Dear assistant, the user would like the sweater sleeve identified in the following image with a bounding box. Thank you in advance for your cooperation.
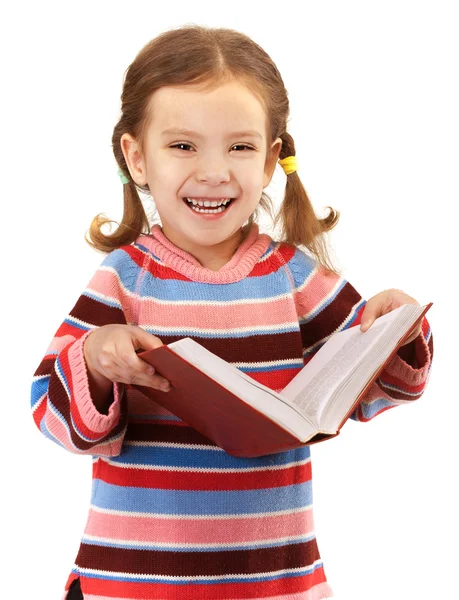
[286,247,434,423]
[30,246,141,456]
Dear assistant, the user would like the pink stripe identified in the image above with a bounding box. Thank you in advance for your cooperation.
[45,333,76,355]
[81,582,334,600]
[135,294,299,328]
[89,269,139,324]
[45,409,117,455]
[228,583,334,600]
[85,507,314,544]
[296,270,342,316]
[45,409,75,449]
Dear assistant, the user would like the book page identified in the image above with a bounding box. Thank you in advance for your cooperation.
[284,323,385,425]
[281,303,426,431]
[320,303,426,430]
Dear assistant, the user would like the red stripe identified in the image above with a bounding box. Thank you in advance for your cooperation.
[33,398,47,428]
[249,365,304,392]
[138,240,295,282]
[95,458,312,491]
[52,320,89,340]
[81,566,326,599]
[64,571,80,591]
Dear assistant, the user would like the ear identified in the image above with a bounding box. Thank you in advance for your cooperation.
[120,133,148,186]
[263,137,283,188]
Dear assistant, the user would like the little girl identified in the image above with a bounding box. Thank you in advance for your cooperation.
[31,25,434,600]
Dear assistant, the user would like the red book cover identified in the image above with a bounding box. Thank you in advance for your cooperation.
[133,303,432,458]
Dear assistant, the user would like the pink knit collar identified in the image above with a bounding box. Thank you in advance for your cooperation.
[137,223,272,284]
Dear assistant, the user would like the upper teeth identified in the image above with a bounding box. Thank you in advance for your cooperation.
[185,198,231,207]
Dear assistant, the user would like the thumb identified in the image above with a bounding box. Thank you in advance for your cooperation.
[131,326,165,351]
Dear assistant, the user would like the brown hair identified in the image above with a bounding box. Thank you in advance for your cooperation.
[86,24,341,274]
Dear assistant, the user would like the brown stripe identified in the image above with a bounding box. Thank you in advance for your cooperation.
[300,281,362,348]
[69,294,127,327]
[34,356,56,377]
[156,329,304,365]
[76,539,320,577]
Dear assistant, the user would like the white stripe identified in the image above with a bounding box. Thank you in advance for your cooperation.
[377,381,422,398]
[235,357,303,369]
[89,504,313,519]
[141,321,300,336]
[138,292,293,307]
[81,531,316,550]
[122,440,224,451]
[76,557,324,582]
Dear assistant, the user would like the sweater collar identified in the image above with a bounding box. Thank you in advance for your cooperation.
[137,223,272,284]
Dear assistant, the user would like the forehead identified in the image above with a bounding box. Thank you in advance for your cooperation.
[147,80,267,135]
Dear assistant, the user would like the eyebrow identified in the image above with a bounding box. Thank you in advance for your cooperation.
[161,127,263,140]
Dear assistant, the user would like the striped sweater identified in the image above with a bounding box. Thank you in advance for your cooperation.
[31,222,433,600]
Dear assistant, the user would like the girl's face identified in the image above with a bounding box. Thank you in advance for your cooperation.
[121,79,282,267]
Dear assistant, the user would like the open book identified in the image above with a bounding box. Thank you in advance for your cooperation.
[133,302,432,457]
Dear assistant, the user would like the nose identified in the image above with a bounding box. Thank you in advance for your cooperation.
[195,154,231,185]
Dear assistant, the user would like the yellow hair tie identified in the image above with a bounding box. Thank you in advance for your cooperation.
[278,155,298,175]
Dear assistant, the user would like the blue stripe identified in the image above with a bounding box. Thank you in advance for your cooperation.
[100,249,140,293]
[359,397,395,419]
[82,532,316,552]
[91,479,312,515]
[111,444,310,469]
[31,376,50,409]
[138,267,292,302]
[285,249,316,287]
[75,559,323,584]
[144,324,302,340]
[39,415,67,449]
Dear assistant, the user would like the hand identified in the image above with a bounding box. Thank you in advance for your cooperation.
[360,288,422,346]
[83,324,171,391]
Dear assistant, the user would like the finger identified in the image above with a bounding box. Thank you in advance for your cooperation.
[361,291,396,332]
[360,305,380,332]
[113,339,155,377]
[130,326,164,352]
[108,358,170,390]
[112,345,170,390]
[132,373,171,391]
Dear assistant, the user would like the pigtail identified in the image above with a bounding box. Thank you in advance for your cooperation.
[273,132,341,276]
[85,130,152,254]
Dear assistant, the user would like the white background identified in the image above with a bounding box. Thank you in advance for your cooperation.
[2,1,457,599]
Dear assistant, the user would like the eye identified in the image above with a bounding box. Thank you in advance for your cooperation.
[170,143,194,151]
[169,143,254,152]
[231,144,254,151]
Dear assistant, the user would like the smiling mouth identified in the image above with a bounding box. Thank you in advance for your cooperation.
[182,198,235,213]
